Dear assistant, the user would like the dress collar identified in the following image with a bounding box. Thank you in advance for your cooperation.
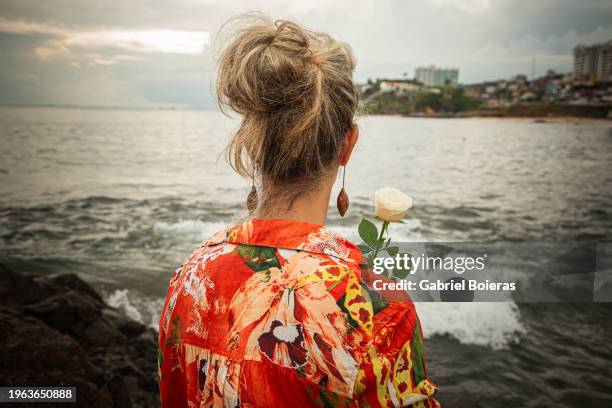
[205,218,363,265]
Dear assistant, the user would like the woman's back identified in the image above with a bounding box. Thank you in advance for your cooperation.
[158,218,438,407]
[159,13,437,407]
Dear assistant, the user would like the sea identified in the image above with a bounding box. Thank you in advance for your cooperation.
[1,106,611,407]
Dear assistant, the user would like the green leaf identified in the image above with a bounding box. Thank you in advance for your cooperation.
[236,244,281,272]
[392,266,410,279]
[357,244,371,254]
[391,251,412,279]
[411,319,426,384]
[358,218,379,247]
[386,246,399,257]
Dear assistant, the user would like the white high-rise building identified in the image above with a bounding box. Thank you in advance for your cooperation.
[574,40,612,81]
[415,66,459,87]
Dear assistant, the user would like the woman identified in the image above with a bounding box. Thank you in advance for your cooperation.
[158,14,439,407]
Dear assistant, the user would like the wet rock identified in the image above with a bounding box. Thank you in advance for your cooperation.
[116,316,148,339]
[0,265,159,407]
[25,290,102,336]
[82,317,125,347]
[44,272,105,303]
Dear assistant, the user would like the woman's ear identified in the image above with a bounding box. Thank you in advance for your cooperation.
[339,124,359,166]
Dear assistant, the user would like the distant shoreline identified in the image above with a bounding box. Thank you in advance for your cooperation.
[2,103,611,122]
[0,103,212,111]
[396,114,612,123]
[399,103,612,121]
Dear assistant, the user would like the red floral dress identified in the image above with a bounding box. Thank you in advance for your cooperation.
[158,218,439,407]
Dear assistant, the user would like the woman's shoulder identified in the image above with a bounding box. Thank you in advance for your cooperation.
[200,218,363,265]
[193,219,414,310]
[179,218,420,328]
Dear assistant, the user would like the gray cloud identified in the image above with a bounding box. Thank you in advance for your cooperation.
[1,0,611,107]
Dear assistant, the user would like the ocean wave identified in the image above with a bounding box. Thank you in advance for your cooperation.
[105,287,524,352]
[106,289,164,330]
[415,301,525,350]
[153,219,227,242]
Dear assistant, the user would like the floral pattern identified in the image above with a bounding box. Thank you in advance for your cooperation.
[159,218,439,407]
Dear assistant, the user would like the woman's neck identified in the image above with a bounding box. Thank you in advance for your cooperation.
[255,179,335,225]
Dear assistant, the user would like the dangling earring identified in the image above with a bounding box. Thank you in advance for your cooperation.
[337,166,349,217]
[246,174,258,214]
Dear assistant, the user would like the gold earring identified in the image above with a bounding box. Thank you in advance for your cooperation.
[246,175,258,213]
[337,166,349,217]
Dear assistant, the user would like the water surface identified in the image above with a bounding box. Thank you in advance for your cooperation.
[1,107,611,406]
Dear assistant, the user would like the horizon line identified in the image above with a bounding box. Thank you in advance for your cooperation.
[0,102,216,111]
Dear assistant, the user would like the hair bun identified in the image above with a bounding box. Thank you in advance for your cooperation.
[217,17,323,115]
[217,14,359,197]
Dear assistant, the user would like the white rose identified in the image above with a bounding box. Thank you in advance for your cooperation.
[374,187,413,222]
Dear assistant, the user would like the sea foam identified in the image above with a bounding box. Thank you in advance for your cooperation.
[106,289,164,331]
[415,301,525,350]
[106,290,525,350]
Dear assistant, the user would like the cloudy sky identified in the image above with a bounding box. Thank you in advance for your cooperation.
[1,0,611,108]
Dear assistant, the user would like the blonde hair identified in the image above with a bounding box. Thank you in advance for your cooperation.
[216,14,359,211]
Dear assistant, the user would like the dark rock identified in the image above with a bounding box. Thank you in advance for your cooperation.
[0,265,159,407]
[25,290,102,336]
[0,264,56,306]
[116,316,148,338]
[0,308,109,405]
[43,272,105,303]
[81,317,125,347]
[108,374,133,407]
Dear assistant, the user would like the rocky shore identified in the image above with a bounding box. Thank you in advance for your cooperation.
[0,264,159,407]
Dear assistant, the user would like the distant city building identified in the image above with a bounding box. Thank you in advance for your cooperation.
[379,81,420,93]
[415,66,459,87]
[462,67,612,107]
[574,39,612,81]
